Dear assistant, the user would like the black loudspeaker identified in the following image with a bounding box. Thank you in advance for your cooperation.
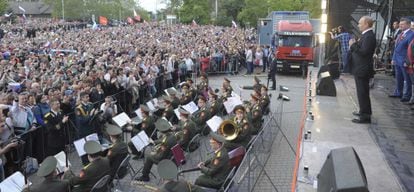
[316,66,337,97]
[317,147,369,192]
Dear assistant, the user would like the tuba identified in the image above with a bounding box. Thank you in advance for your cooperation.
[219,120,239,141]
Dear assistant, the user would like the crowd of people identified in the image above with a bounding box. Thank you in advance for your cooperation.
[0,17,276,191]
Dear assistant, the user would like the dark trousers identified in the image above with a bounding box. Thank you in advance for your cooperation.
[355,76,372,117]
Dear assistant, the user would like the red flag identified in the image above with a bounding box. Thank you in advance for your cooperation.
[99,16,108,26]
[127,17,135,25]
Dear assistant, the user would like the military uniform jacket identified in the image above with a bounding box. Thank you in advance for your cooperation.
[107,141,128,177]
[64,157,111,192]
[193,106,210,128]
[200,147,231,182]
[24,178,70,192]
[160,180,205,192]
[260,94,270,111]
[180,92,193,105]
[139,115,156,137]
[209,100,220,116]
[150,132,177,163]
[171,97,180,109]
[75,103,94,137]
[163,106,175,121]
[197,81,208,93]
[177,119,197,150]
[230,116,252,147]
[248,103,263,134]
[44,111,66,148]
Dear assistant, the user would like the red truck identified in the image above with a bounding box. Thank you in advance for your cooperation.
[275,20,314,77]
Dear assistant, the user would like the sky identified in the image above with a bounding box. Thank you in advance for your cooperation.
[138,0,167,13]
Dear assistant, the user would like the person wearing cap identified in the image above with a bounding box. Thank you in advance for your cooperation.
[128,105,156,158]
[105,124,128,179]
[241,76,264,92]
[197,73,209,96]
[162,95,177,124]
[192,95,210,134]
[180,83,193,105]
[260,86,270,113]
[157,159,205,192]
[136,118,177,182]
[23,156,70,192]
[175,108,197,151]
[224,105,252,151]
[75,91,96,138]
[246,94,263,135]
[208,89,221,117]
[195,132,231,189]
[64,141,111,192]
[44,98,69,156]
[185,78,197,99]
[167,88,181,109]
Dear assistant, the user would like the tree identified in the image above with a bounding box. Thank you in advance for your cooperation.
[0,0,8,15]
[216,0,245,26]
[237,0,269,27]
[179,0,211,24]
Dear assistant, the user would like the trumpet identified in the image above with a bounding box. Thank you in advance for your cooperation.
[219,120,239,141]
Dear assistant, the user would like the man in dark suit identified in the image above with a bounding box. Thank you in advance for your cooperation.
[349,16,377,124]
[23,156,70,192]
[390,18,414,101]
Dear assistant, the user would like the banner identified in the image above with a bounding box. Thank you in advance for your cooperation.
[127,17,135,25]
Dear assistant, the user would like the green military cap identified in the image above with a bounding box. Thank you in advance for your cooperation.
[181,83,190,89]
[37,156,57,177]
[233,105,246,113]
[254,76,261,83]
[210,132,226,143]
[155,118,172,132]
[167,88,177,95]
[178,108,190,115]
[163,95,172,103]
[224,77,231,83]
[157,159,178,180]
[105,123,122,135]
[140,104,150,112]
[84,141,102,155]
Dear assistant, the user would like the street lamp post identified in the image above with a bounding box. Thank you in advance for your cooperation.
[61,0,65,20]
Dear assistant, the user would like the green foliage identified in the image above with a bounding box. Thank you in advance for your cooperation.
[0,0,8,15]
[179,0,211,25]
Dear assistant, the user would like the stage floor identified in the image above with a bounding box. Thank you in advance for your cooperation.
[297,69,412,192]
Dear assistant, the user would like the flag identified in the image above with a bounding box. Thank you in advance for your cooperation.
[134,15,141,22]
[133,9,138,17]
[99,16,108,26]
[19,6,26,13]
[192,20,197,27]
[127,17,135,25]
[232,20,237,28]
[4,12,12,17]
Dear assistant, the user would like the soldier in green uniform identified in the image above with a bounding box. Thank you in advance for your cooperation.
[157,159,205,192]
[222,77,233,98]
[246,94,263,135]
[64,141,111,192]
[105,124,128,179]
[75,92,97,138]
[223,105,252,151]
[135,118,177,182]
[167,88,181,109]
[197,73,209,96]
[23,156,70,192]
[195,132,231,189]
[162,95,177,124]
[180,83,193,105]
[44,98,69,156]
[208,90,221,117]
[192,95,210,135]
[260,86,271,114]
[186,78,198,99]
[241,76,265,92]
[175,108,197,151]
[129,105,156,157]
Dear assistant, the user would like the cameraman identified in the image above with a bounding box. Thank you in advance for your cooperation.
[329,26,352,73]
[0,113,19,181]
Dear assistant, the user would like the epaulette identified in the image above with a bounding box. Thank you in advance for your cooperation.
[216,151,221,157]
[44,112,51,119]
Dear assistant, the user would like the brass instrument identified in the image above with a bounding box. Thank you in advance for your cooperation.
[219,120,239,141]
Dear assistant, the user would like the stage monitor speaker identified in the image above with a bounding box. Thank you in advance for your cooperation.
[317,147,369,192]
[316,69,336,97]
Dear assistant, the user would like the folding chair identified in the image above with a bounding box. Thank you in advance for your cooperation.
[90,175,111,192]
[112,155,132,190]
[185,133,203,163]
[171,144,186,169]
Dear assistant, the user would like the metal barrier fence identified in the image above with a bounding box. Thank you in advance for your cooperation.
[204,55,241,75]
[224,98,298,192]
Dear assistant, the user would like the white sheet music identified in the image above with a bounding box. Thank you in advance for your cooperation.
[112,112,131,127]
[85,133,99,142]
[0,172,31,192]
[231,91,240,99]
[223,97,243,114]
[174,108,182,120]
[134,108,143,119]
[73,138,86,156]
[182,101,199,114]
[207,116,223,132]
[131,131,150,151]
[54,151,71,174]
[152,98,159,108]
[146,101,156,111]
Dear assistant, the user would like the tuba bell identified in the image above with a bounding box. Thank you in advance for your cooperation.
[219,120,239,141]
